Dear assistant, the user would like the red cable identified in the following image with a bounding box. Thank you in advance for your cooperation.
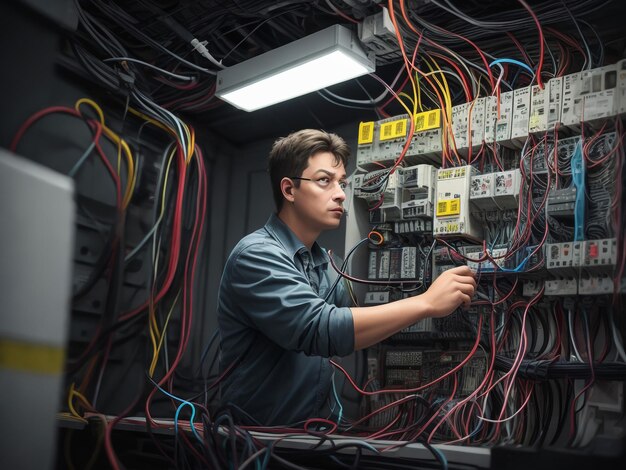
[517,0,545,89]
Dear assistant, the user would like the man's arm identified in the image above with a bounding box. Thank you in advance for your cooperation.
[350,266,476,350]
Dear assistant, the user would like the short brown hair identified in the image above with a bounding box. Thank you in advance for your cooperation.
[268,129,350,210]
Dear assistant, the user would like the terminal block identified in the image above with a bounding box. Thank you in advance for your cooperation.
[546,187,577,218]
[394,218,432,234]
[529,84,547,134]
[581,64,618,125]
[545,241,582,274]
[399,164,436,221]
[581,238,617,271]
[484,91,514,145]
[547,76,563,130]
[433,166,482,239]
[367,247,420,281]
[462,245,513,273]
[522,279,544,297]
[451,103,470,153]
[469,97,486,148]
[470,173,495,210]
[493,169,521,209]
[511,86,531,141]
[356,115,409,167]
[561,72,584,129]
[544,277,578,296]
[406,109,443,164]
[578,275,615,295]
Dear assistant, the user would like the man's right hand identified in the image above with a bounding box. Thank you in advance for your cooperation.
[419,265,476,317]
[352,265,477,350]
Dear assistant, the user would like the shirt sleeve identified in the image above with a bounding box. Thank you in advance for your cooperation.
[227,242,355,357]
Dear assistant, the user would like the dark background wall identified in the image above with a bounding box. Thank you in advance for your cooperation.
[0,1,360,401]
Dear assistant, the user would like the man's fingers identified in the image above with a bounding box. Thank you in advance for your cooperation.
[457,282,476,296]
[449,265,474,276]
[460,293,472,309]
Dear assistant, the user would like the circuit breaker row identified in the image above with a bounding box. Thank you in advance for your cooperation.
[522,238,622,297]
[356,60,626,168]
[352,162,521,239]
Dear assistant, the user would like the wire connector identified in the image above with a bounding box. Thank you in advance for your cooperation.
[191,38,224,69]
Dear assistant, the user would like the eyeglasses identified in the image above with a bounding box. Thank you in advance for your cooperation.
[289,176,348,191]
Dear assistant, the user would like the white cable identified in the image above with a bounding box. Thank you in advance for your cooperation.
[103,57,194,80]
[568,309,584,362]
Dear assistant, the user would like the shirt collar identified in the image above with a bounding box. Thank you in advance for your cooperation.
[264,213,329,267]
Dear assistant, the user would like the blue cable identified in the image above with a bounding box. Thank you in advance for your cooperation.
[174,401,203,443]
[571,140,585,241]
[262,447,271,470]
[331,371,344,426]
[150,378,203,443]
[429,445,449,470]
[489,58,535,77]
[68,141,96,177]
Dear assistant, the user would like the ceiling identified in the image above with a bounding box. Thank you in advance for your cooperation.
[66,0,626,146]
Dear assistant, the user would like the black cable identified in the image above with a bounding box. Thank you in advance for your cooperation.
[324,237,369,302]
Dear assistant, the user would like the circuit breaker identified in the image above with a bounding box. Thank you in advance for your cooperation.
[433,165,482,239]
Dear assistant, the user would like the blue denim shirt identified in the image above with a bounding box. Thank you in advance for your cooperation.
[217,214,355,425]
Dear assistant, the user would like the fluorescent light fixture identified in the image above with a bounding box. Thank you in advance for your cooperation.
[216,24,375,112]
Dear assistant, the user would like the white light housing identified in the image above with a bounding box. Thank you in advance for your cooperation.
[216,25,375,112]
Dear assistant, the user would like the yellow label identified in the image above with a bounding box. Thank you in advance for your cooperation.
[438,221,460,233]
[529,115,540,129]
[358,121,374,144]
[436,198,461,216]
[447,223,460,233]
[414,109,441,132]
[0,338,64,375]
[449,198,460,214]
[437,200,448,216]
[438,167,467,180]
[379,118,407,141]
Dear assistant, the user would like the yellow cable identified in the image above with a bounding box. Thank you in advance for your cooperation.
[415,71,424,113]
[423,56,454,162]
[75,98,105,124]
[127,106,195,165]
[100,125,135,208]
[149,290,181,377]
[67,383,88,424]
[128,107,171,134]
[147,248,161,375]
[147,149,176,376]
[73,391,93,410]
[186,126,196,165]
[74,98,136,209]
[397,92,415,109]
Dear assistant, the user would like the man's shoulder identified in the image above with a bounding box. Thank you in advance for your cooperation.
[228,227,285,262]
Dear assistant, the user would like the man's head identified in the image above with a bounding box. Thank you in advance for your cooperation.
[268,129,350,211]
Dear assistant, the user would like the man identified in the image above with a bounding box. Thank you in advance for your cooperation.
[217,129,476,425]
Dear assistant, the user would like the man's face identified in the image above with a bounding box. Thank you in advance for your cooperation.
[292,151,347,232]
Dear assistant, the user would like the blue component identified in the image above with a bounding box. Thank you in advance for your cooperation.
[489,58,535,77]
[571,141,585,241]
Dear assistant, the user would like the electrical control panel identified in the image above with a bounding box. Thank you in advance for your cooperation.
[347,59,625,460]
